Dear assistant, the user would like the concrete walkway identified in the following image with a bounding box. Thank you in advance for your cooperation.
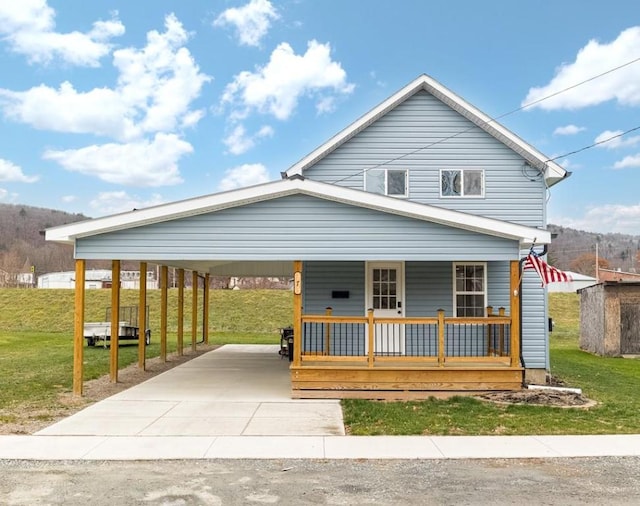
[1,345,640,460]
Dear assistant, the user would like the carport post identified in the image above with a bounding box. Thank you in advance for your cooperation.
[160,265,168,362]
[138,261,147,370]
[192,271,198,351]
[203,273,210,344]
[177,268,185,356]
[73,259,86,396]
[293,260,302,367]
[110,260,121,383]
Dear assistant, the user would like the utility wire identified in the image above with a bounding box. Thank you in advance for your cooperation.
[328,56,640,185]
[546,125,640,162]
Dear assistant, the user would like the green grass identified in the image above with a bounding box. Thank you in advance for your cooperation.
[0,288,292,421]
[343,292,640,435]
[2,289,639,435]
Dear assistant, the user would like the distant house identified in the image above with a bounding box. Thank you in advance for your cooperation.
[547,271,597,293]
[598,268,640,283]
[47,74,569,396]
[38,269,158,289]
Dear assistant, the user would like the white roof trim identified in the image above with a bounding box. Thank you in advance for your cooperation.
[46,178,550,247]
[284,74,568,186]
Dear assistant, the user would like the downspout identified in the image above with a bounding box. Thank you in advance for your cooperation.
[519,243,548,385]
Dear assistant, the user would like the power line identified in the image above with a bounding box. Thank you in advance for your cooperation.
[328,56,640,185]
[546,125,640,162]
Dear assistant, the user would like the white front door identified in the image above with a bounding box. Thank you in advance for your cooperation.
[367,262,405,355]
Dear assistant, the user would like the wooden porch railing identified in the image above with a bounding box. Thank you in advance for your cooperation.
[298,307,515,368]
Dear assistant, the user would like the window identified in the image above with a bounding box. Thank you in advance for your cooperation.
[453,263,486,317]
[441,169,484,197]
[365,168,408,197]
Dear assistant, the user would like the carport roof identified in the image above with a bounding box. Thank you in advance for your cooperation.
[46,177,550,247]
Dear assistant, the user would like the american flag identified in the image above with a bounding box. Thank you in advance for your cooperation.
[524,253,573,287]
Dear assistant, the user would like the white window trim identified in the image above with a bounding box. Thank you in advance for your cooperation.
[365,168,409,198]
[440,168,485,198]
[452,262,487,317]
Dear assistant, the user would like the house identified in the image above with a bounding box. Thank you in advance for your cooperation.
[547,271,597,293]
[597,268,640,283]
[46,74,568,397]
[37,269,158,289]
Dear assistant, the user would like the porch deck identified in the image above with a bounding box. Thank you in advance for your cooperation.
[291,307,523,398]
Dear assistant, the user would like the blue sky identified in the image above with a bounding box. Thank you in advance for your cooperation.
[1,1,639,235]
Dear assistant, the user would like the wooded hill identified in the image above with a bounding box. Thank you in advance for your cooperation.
[1,203,638,281]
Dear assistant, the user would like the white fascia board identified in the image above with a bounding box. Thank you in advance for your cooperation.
[46,177,550,247]
[284,74,567,186]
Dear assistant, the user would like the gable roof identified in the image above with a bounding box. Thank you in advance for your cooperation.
[46,177,550,247]
[284,74,568,186]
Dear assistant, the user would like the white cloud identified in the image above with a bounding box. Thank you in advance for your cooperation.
[61,195,76,203]
[594,130,640,150]
[42,133,191,187]
[223,124,274,155]
[0,188,7,200]
[553,124,585,136]
[221,40,354,120]
[613,154,640,169]
[0,14,210,142]
[89,191,165,216]
[0,83,134,139]
[214,0,279,47]
[523,27,640,110]
[218,163,271,191]
[554,204,640,235]
[0,158,38,182]
[0,0,124,66]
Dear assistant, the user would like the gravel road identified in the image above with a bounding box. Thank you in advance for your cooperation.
[2,457,640,505]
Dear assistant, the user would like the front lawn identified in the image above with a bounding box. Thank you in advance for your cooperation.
[343,293,640,435]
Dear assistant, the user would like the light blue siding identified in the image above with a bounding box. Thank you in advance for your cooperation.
[300,260,539,364]
[304,90,547,228]
[75,194,520,262]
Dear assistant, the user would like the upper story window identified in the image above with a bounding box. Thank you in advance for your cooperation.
[441,169,484,197]
[365,168,408,197]
[453,263,486,317]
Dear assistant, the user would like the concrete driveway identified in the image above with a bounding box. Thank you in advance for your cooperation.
[37,345,345,437]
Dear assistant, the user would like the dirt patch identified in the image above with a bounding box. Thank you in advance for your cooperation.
[478,388,596,408]
[0,344,220,435]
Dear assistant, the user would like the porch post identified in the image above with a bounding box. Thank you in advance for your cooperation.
[510,260,521,367]
[437,309,445,367]
[324,307,332,355]
[367,308,374,368]
[293,260,302,367]
[138,261,147,370]
[73,259,85,396]
[192,271,198,351]
[110,260,121,383]
[160,265,168,362]
[177,268,184,356]
[203,273,210,345]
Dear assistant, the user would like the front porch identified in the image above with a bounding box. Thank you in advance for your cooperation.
[290,261,523,397]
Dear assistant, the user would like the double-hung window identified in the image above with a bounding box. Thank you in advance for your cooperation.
[441,169,484,197]
[365,168,408,197]
[453,263,486,317]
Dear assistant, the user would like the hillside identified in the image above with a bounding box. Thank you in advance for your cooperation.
[548,224,640,273]
[0,204,89,282]
[1,204,639,281]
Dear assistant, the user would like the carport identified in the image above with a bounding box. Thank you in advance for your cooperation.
[46,179,311,397]
[37,345,344,437]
